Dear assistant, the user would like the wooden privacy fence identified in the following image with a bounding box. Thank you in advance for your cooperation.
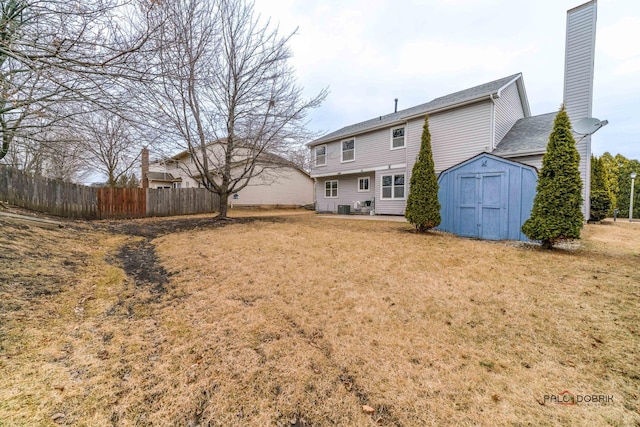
[147,188,220,217]
[1,166,220,219]
[97,187,146,219]
[0,165,98,218]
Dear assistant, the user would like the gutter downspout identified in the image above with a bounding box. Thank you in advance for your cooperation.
[313,178,317,212]
[489,94,498,151]
[405,120,410,208]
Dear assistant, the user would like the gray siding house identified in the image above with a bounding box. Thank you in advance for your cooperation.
[308,0,597,223]
[309,74,530,215]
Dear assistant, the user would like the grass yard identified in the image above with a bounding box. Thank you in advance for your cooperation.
[0,210,639,426]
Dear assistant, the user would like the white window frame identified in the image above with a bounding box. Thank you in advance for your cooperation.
[315,144,327,167]
[357,176,370,193]
[324,180,338,198]
[380,173,405,200]
[390,126,406,150]
[341,138,355,163]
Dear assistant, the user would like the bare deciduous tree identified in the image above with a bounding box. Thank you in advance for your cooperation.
[77,112,143,187]
[140,0,326,217]
[0,0,154,164]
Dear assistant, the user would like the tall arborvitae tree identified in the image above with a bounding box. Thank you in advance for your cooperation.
[600,152,619,213]
[589,155,612,221]
[522,106,583,248]
[405,115,441,232]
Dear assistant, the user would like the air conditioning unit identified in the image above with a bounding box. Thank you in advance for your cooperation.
[337,205,351,215]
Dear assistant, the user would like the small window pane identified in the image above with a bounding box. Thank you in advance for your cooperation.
[392,127,405,148]
[394,186,404,198]
[316,146,326,165]
[382,187,392,198]
[325,180,338,198]
[342,139,355,161]
[382,176,392,187]
[394,175,404,186]
[359,178,369,191]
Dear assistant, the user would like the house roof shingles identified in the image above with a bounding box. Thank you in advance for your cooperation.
[310,73,523,146]
[146,171,176,182]
[493,112,556,156]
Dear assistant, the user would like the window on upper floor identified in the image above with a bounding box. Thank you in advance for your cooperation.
[381,174,405,199]
[325,180,338,198]
[391,126,405,149]
[358,177,370,192]
[315,145,327,167]
[341,138,355,162]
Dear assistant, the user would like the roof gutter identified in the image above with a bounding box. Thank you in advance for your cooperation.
[497,149,546,157]
[496,74,521,98]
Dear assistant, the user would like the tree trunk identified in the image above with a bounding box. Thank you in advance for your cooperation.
[218,191,229,218]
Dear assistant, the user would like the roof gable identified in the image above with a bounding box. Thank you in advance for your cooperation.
[310,73,527,146]
[438,152,539,176]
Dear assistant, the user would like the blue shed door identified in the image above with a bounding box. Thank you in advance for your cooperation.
[455,173,507,240]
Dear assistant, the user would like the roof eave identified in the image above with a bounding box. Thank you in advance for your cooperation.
[496,149,546,157]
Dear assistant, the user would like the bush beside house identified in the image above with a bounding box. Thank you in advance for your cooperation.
[522,106,583,248]
[405,115,441,232]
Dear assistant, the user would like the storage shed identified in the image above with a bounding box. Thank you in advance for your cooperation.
[437,153,538,241]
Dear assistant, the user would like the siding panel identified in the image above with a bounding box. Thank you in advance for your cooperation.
[406,100,493,177]
[314,174,375,213]
[311,127,407,176]
[493,82,525,148]
[504,154,543,171]
[563,0,596,219]
[232,168,313,206]
[375,168,407,215]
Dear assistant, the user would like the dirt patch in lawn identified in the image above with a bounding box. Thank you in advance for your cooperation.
[112,239,170,298]
[101,214,286,300]
[96,214,285,238]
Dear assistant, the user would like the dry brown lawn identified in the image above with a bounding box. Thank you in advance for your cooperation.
[0,210,638,426]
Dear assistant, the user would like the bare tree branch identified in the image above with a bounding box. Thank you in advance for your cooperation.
[138,0,326,217]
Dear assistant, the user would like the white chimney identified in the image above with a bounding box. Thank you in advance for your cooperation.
[563,0,597,220]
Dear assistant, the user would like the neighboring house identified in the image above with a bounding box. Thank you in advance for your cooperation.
[143,144,314,208]
[308,1,597,232]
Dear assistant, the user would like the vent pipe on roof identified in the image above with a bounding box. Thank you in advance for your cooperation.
[394,98,398,113]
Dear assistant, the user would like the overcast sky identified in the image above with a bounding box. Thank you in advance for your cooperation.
[253,0,640,160]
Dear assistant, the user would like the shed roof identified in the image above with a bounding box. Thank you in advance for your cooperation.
[309,73,527,146]
[438,151,539,175]
[493,112,556,156]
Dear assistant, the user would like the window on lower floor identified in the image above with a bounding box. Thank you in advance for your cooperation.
[325,180,338,198]
[381,174,405,199]
[358,177,370,192]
